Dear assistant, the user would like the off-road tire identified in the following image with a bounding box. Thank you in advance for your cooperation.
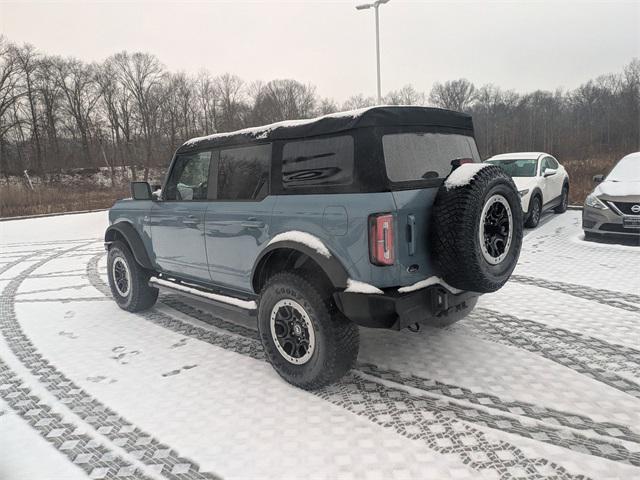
[554,184,569,213]
[525,195,542,228]
[258,272,359,390]
[421,297,478,328]
[107,240,158,312]
[432,164,523,293]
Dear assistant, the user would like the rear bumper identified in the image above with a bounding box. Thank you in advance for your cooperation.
[334,286,480,330]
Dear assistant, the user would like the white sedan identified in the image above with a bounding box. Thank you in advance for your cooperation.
[486,152,570,228]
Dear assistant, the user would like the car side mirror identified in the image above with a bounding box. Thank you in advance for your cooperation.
[593,174,604,184]
[131,181,152,200]
[543,168,557,177]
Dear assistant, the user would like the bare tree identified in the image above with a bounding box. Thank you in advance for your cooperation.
[14,43,43,171]
[429,78,476,112]
[341,93,376,110]
[0,37,25,176]
[111,51,165,180]
[54,57,101,165]
[251,79,316,124]
[384,84,425,105]
[196,70,217,135]
[214,73,246,132]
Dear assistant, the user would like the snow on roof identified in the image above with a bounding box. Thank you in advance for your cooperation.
[183,106,377,148]
[486,152,547,161]
[179,105,473,151]
[444,163,491,190]
[620,151,640,161]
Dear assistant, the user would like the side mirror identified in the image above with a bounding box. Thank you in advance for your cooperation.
[130,181,152,200]
[543,168,557,177]
[593,174,604,184]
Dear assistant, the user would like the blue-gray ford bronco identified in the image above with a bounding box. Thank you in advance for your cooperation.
[105,106,523,389]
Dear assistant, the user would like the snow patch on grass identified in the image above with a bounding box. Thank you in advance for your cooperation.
[444,163,490,190]
[267,231,331,258]
[345,279,383,294]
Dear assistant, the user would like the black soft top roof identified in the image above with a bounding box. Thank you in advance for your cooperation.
[177,105,473,153]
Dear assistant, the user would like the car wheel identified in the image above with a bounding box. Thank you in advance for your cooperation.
[554,184,569,213]
[107,240,158,312]
[258,272,359,390]
[432,164,524,293]
[525,195,541,228]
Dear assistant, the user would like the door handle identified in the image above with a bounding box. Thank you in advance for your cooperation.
[241,217,265,228]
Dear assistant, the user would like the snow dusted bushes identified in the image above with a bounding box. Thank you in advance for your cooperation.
[0,184,129,217]
[0,166,165,217]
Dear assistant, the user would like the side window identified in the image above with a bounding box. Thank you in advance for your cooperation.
[282,136,354,189]
[218,144,271,200]
[164,151,212,201]
[541,157,557,173]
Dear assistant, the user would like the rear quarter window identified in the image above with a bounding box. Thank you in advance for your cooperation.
[281,135,354,189]
[383,132,480,182]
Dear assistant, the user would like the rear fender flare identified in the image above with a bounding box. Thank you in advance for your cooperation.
[251,239,350,293]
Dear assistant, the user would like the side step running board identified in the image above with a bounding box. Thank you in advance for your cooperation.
[149,276,257,316]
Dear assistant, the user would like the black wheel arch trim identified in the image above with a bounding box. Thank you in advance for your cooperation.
[105,222,154,270]
[251,240,349,293]
[529,188,543,213]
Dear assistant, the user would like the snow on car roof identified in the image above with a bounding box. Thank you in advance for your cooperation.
[486,152,547,161]
[178,105,473,152]
[620,151,640,161]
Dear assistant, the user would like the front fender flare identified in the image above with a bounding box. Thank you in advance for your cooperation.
[104,222,154,270]
[251,239,350,293]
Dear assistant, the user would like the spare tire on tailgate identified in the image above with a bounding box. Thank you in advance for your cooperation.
[432,163,523,293]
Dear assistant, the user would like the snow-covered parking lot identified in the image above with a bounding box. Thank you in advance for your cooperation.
[0,210,639,480]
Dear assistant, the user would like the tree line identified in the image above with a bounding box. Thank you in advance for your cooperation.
[1,35,638,183]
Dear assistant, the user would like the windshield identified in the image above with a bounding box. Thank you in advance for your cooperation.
[486,158,538,177]
[607,155,640,182]
[383,132,480,182]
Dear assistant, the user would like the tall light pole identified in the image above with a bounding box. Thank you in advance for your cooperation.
[356,0,390,104]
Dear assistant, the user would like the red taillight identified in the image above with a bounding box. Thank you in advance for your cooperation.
[369,213,395,266]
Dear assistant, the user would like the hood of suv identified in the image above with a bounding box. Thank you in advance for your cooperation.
[594,180,640,202]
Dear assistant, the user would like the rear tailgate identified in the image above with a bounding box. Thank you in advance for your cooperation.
[391,188,440,286]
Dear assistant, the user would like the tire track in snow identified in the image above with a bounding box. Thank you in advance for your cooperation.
[84,250,637,474]
[467,308,640,398]
[510,275,640,313]
[0,358,152,480]
[1,245,221,480]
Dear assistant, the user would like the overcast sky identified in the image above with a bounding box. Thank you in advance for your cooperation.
[1,0,638,102]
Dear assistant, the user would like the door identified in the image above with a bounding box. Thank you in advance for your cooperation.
[541,156,563,204]
[205,144,274,293]
[150,150,212,280]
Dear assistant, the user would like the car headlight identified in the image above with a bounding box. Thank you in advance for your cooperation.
[585,193,608,209]
[518,189,529,197]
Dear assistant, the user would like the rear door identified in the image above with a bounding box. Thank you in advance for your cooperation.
[204,144,274,293]
[150,150,212,280]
